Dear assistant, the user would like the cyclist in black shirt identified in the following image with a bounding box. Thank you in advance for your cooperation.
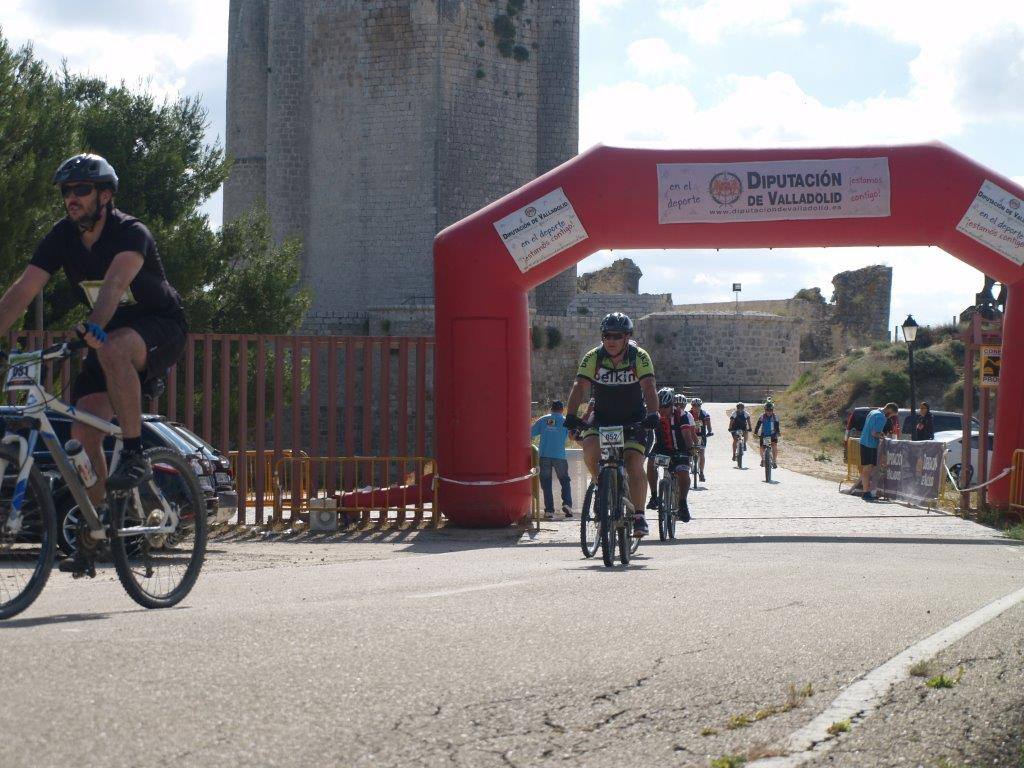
[0,154,187,508]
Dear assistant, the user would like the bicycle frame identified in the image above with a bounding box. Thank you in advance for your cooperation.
[1,342,176,539]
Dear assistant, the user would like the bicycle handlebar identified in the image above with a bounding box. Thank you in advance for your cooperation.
[0,339,87,365]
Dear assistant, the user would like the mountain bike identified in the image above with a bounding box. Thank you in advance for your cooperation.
[0,340,207,620]
[760,435,777,482]
[732,429,747,469]
[579,480,598,558]
[690,437,703,489]
[653,453,679,541]
[594,424,642,567]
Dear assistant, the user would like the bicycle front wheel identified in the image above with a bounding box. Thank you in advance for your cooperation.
[765,451,772,482]
[0,448,56,620]
[597,468,616,567]
[691,452,699,489]
[579,482,598,558]
[657,477,670,542]
[111,447,207,609]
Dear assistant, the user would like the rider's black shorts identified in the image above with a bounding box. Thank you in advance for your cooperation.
[71,311,188,404]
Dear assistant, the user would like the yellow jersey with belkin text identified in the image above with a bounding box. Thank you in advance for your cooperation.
[576,341,654,426]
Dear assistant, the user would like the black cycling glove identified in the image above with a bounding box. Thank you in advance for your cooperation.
[642,412,660,430]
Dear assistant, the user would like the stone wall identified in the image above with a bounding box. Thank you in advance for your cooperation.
[576,258,642,294]
[529,310,802,408]
[832,265,892,344]
[225,0,581,321]
[570,292,673,319]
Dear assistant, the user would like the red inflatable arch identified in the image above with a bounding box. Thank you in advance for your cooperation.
[434,143,1024,526]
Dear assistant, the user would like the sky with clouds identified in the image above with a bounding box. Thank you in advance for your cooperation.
[4,0,1023,329]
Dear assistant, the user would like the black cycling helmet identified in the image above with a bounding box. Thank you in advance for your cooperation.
[600,312,633,335]
[53,153,119,192]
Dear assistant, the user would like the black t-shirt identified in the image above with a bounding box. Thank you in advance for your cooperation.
[30,208,183,325]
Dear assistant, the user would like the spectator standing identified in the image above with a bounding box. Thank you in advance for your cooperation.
[860,402,898,501]
[910,402,935,441]
[531,400,573,519]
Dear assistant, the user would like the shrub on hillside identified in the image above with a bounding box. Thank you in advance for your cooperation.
[944,380,980,412]
[947,339,965,359]
[869,369,910,405]
[911,349,957,385]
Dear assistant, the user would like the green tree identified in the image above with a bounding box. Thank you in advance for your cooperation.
[0,35,77,297]
[189,205,311,334]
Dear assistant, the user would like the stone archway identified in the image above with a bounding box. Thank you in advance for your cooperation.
[433,143,1024,526]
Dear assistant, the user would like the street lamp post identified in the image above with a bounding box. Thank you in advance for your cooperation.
[901,314,919,414]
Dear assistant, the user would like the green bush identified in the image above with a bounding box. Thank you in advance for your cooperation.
[789,370,813,391]
[530,324,543,350]
[794,413,810,428]
[870,369,909,405]
[891,345,908,360]
[545,326,562,350]
[911,349,957,385]
[870,340,890,352]
[847,348,864,360]
[947,339,965,359]
[944,380,979,411]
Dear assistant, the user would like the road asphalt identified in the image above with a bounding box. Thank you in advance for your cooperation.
[3,405,1022,767]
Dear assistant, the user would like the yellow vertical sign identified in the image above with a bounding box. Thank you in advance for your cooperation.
[980,345,1001,388]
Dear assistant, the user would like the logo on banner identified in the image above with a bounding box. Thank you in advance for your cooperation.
[709,172,742,205]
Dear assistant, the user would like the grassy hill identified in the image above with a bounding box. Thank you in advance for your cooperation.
[774,324,970,462]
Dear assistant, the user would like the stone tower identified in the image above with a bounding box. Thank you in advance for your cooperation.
[225,0,580,326]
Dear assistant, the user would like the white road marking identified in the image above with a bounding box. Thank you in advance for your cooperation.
[749,582,1024,767]
[409,580,529,599]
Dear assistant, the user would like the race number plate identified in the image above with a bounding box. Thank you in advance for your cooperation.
[761,435,774,447]
[654,454,671,467]
[598,426,625,449]
[5,353,41,387]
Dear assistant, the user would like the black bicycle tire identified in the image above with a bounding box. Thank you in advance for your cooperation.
[765,450,772,482]
[657,477,669,541]
[111,447,207,609]
[579,482,598,558]
[0,454,57,620]
[618,525,631,565]
[691,449,699,489]
[598,468,616,567]
[738,446,744,469]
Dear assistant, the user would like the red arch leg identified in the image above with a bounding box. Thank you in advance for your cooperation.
[989,280,1024,506]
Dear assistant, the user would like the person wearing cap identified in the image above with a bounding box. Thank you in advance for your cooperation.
[531,400,573,519]
[0,153,187,572]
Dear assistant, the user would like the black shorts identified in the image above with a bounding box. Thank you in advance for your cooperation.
[71,311,188,404]
[859,444,878,467]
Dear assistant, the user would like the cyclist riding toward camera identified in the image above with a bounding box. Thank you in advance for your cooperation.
[646,387,694,522]
[729,403,752,461]
[564,312,660,537]
[0,154,188,569]
[755,401,781,469]
[688,396,712,481]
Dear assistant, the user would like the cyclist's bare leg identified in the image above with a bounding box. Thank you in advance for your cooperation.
[582,434,599,481]
[624,449,647,512]
[95,328,147,441]
[646,458,658,498]
[71,393,114,506]
[675,468,690,501]
[699,445,706,472]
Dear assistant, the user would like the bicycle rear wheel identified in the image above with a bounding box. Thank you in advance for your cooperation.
[579,482,598,558]
[657,477,670,541]
[111,447,207,609]
[597,468,616,567]
[0,449,56,620]
[737,446,744,469]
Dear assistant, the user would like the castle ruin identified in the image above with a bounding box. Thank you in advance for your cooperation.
[225,0,580,328]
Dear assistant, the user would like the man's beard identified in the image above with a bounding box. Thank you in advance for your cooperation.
[67,198,104,233]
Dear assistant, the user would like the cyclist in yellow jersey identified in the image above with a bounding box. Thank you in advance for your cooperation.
[564,313,660,536]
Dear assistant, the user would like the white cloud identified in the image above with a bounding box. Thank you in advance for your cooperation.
[658,0,810,44]
[823,0,1024,122]
[581,0,629,25]
[626,38,691,79]
[580,70,964,150]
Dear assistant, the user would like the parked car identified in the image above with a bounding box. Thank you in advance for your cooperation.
[0,407,230,555]
[163,421,238,525]
[844,406,980,444]
[934,429,994,487]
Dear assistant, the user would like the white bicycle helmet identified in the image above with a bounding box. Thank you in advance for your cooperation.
[658,387,675,407]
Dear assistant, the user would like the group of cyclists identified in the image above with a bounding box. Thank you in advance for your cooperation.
[562,311,781,538]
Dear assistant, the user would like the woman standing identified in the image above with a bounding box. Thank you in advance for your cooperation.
[911,402,935,440]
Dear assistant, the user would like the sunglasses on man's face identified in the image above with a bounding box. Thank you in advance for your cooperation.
[61,183,96,199]
[602,332,625,341]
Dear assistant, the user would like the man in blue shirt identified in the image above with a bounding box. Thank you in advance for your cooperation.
[859,402,898,501]
[532,400,573,519]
